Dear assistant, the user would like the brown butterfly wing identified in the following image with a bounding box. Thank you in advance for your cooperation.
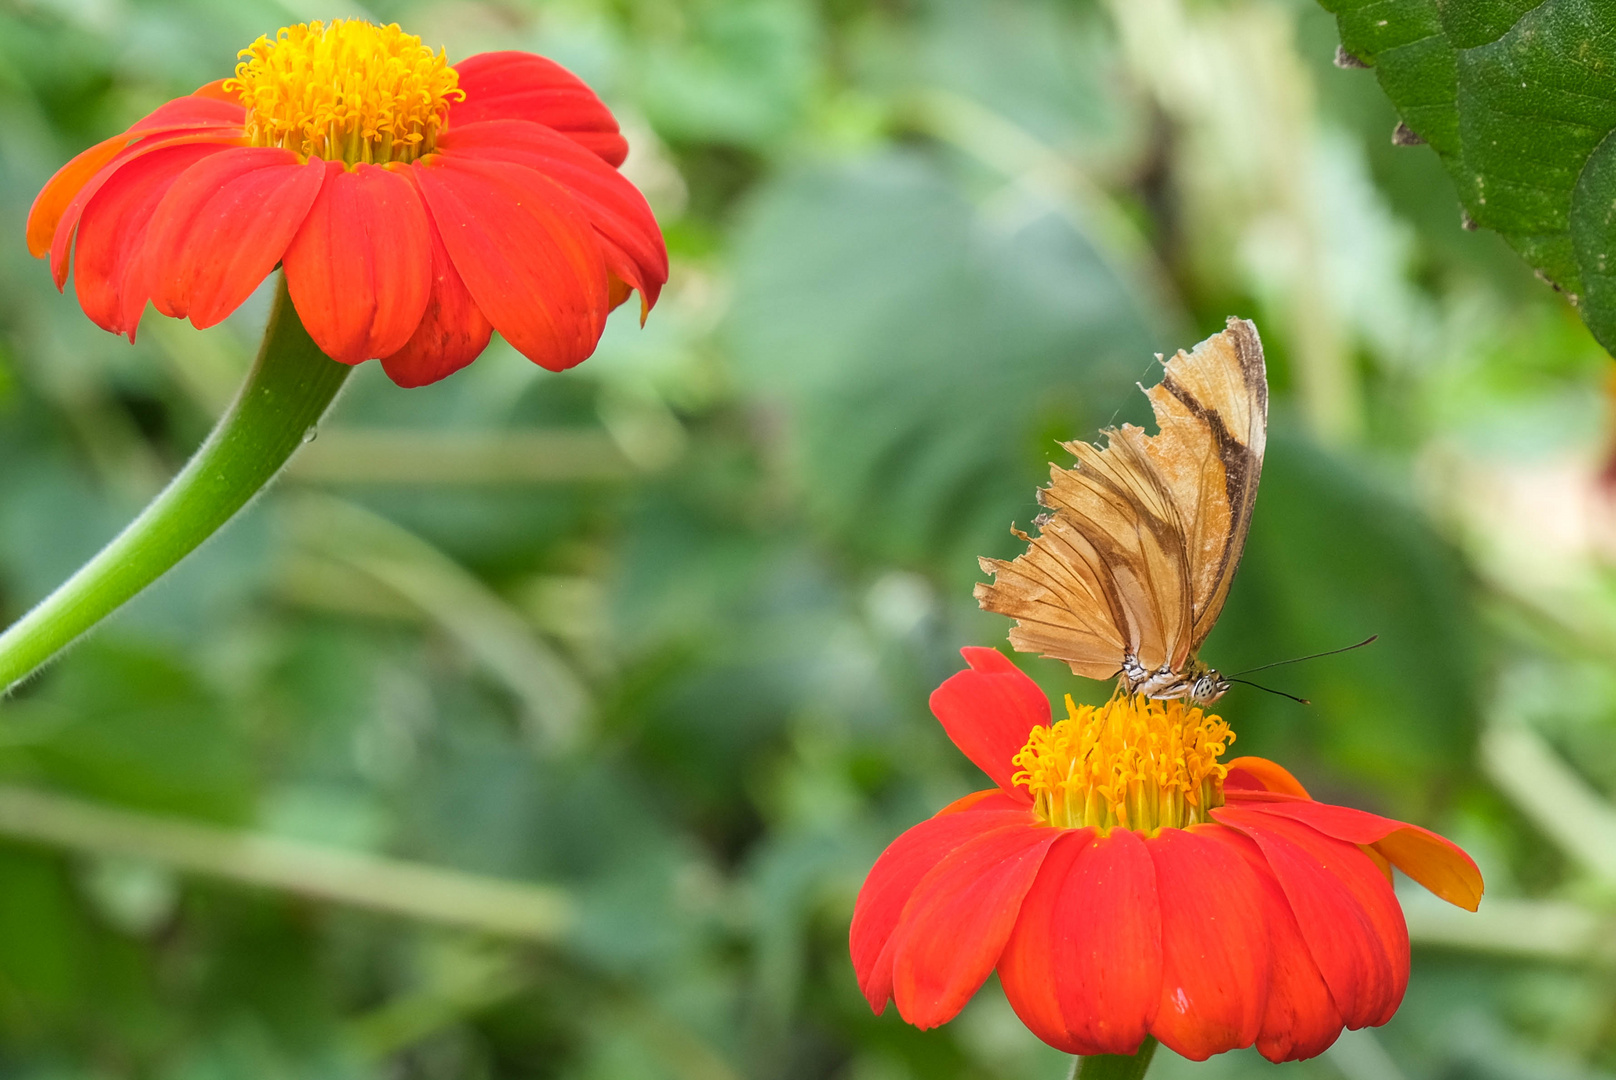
[1145,317,1267,654]
[975,317,1267,678]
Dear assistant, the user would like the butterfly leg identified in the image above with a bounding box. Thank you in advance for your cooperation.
[1122,655,1188,699]
[1120,654,1149,695]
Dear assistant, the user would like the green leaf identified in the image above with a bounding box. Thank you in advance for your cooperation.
[637,0,820,149]
[6,642,254,823]
[1318,0,1616,350]
[725,152,1162,573]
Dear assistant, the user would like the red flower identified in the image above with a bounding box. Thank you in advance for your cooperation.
[27,21,667,387]
[851,648,1483,1063]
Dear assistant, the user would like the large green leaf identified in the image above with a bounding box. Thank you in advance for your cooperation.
[725,152,1164,574]
[1318,0,1616,350]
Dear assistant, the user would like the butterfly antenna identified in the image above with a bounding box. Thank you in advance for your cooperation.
[1229,635,1378,677]
[1226,679,1311,706]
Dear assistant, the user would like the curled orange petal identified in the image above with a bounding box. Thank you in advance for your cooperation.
[27,132,139,258]
[1225,756,1311,798]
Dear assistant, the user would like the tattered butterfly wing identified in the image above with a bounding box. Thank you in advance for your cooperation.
[975,317,1267,681]
[973,429,1194,677]
[972,518,1129,681]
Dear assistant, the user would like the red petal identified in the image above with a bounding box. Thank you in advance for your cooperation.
[141,148,326,329]
[999,827,1160,1056]
[996,831,1089,1054]
[1215,806,1407,1029]
[439,121,667,310]
[938,789,1028,816]
[1226,792,1483,912]
[1145,826,1269,1060]
[283,162,433,365]
[379,187,495,387]
[450,52,628,165]
[1225,756,1311,798]
[46,132,242,289]
[412,154,609,372]
[187,79,243,105]
[928,648,1048,797]
[850,805,1040,1012]
[28,88,244,260]
[1198,826,1344,1062]
[70,142,224,338]
[128,89,245,133]
[890,822,1060,1029]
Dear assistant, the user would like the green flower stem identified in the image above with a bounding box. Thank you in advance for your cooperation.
[1070,1039,1159,1080]
[0,275,350,693]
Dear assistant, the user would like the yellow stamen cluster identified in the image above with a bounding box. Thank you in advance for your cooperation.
[1013,693,1234,835]
[227,20,463,165]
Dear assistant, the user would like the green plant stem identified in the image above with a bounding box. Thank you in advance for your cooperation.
[0,276,350,692]
[0,783,572,939]
[1070,1038,1158,1080]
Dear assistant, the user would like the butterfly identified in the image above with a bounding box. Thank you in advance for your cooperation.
[975,317,1267,706]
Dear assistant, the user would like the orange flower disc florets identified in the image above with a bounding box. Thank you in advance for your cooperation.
[227,20,464,165]
[1013,693,1233,834]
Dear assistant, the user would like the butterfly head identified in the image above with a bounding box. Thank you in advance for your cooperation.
[1185,663,1230,707]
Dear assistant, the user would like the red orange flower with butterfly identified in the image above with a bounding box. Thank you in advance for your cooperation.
[852,648,1481,1064]
[852,323,1481,1072]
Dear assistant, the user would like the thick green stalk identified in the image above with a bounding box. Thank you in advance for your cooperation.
[1070,1038,1158,1080]
[0,276,350,692]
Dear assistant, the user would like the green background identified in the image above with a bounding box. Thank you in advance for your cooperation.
[0,0,1607,1076]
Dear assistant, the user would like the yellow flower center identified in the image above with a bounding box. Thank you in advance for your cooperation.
[1013,693,1233,835]
[227,20,463,166]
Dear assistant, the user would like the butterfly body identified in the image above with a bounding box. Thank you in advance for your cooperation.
[1122,655,1229,706]
[976,318,1267,706]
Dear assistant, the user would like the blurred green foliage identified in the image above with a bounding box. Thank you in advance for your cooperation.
[0,0,1611,1077]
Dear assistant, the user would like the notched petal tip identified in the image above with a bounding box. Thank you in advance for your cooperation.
[70,142,225,339]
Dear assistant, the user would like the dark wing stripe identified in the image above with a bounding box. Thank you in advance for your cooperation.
[1160,316,1266,651]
